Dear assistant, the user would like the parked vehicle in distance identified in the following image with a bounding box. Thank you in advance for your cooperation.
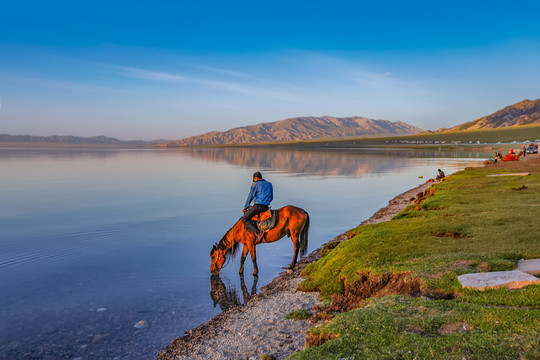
[527,144,538,154]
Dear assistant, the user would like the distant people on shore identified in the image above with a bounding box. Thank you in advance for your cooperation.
[486,149,527,164]
[426,169,446,183]
[436,169,445,180]
[502,148,521,161]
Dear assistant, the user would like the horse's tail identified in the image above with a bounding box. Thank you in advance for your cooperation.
[299,211,309,258]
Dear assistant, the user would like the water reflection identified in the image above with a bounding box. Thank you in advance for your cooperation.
[0,146,488,359]
[210,275,258,311]
[178,147,490,177]
[0,147,158,161]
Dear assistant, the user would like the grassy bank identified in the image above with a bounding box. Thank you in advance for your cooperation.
[289,157,540,359]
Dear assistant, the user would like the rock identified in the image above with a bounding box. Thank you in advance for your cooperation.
[458,270,540,290]
[516,258,540,275]
[134,320,148,329]
[92,334,109,344]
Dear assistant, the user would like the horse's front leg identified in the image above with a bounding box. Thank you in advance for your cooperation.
[239,244,249,275]
[249,242,259,275]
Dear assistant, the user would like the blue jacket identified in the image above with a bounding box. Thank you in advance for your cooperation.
[244,179,273,209]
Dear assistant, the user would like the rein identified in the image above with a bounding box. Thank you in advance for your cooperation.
[221,225,235,269]
[224,226,234,268]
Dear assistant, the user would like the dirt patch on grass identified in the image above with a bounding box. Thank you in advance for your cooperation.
[402,325,433,337]
[305,331,338,348]
[320,272,422,313]
[451,260,490,273]
[424,289,457,300]
[435,231,465,239]
[310,310,334,324]
[413,187,438,204]
[455,260,475,269]
[437,322,475,335]
[320,240,341,257]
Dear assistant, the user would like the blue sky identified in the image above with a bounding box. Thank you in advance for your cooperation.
[1,1,539,140]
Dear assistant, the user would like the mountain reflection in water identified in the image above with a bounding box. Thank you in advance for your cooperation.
[177,146,489,177]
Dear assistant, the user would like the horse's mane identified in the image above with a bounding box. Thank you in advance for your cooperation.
[218,225,240,260]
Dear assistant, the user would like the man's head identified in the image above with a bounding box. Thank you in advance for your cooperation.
[253,171,263,182]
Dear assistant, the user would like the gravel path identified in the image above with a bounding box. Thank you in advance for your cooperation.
[158,182,433,360]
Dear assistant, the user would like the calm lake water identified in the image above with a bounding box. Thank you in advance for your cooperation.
[0,146,489,359]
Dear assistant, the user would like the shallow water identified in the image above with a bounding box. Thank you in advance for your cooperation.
[0,147,489,359]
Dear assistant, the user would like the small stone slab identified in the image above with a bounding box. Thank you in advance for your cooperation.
[516,259,540,275]
[458,270,540,291]
[486,173,530,177]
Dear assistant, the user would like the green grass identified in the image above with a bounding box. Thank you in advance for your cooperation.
[289,296,540,360]
[299,165,540,300]
[285,309,313,320]
[290,161,540,359]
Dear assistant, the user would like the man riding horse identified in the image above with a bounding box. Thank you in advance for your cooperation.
[241,171,273,236]
[210,173,308,275]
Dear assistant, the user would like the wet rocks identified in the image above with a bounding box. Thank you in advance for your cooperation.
[134,320,148,329]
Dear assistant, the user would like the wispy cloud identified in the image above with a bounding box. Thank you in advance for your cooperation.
[192,65,250,79]
[108,65,187,82]
[191,64,302,90]
[349,69,395,83]
[105,64,297,98]
[0,73,132,93]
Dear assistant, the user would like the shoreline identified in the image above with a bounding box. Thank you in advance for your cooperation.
[158,181,435,360]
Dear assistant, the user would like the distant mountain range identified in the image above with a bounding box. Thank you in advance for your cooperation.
[437,99,540,132]
[0,134,166,146]
[3,99,539,147]
[164,116,423,147]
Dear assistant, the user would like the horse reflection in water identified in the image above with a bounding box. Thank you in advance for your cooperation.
[210,275,259,311]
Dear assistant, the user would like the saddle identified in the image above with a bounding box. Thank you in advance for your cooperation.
[252,210,278,232]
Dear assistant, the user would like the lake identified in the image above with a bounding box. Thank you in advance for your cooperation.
[0,146,489,359]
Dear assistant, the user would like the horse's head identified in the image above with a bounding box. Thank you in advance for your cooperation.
[210,243,226,275]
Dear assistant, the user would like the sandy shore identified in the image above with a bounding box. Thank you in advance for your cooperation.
[158,180,434,360]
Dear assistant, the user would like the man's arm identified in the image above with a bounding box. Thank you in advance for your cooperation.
[244,183,256,210]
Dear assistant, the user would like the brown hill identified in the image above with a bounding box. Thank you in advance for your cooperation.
[164,116,423,146]
[443,99,540,132]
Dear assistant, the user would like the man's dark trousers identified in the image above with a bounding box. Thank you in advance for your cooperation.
[242,204,269,233]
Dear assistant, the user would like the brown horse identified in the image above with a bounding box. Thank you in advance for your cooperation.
[210,205,309,275]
